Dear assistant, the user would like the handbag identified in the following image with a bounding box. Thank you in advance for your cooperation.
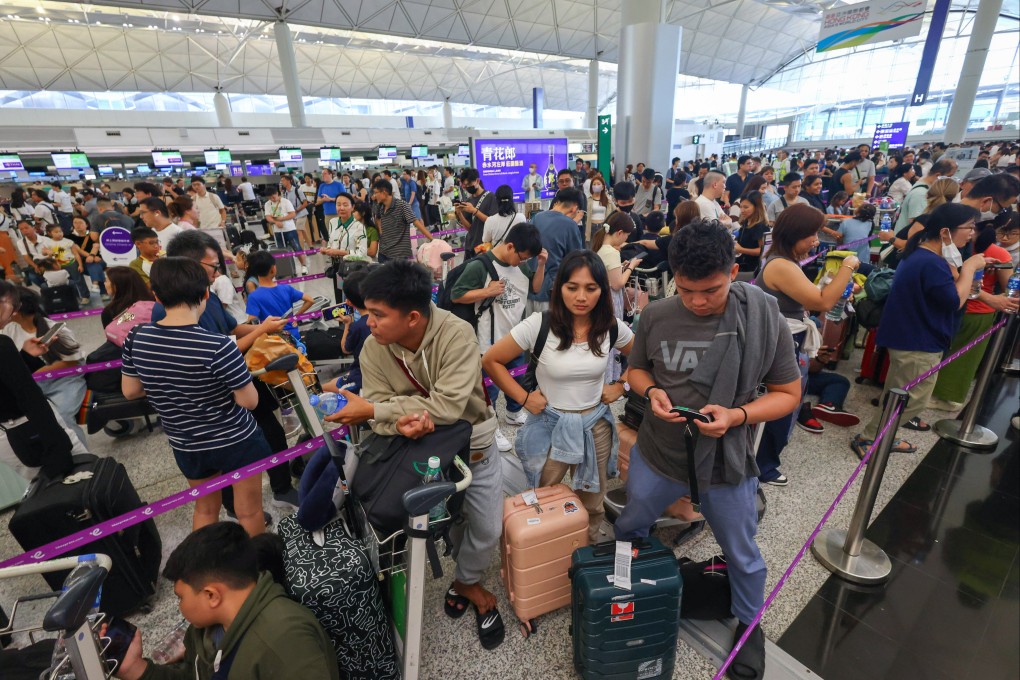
[104,301,155,347]
[677,555,732,620]
[0,417,74,479]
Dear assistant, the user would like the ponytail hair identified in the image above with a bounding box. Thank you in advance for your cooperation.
[903,202,980,258]
[495,185,515,217]
[590,211,635,252]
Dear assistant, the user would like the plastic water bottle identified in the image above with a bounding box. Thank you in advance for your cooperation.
[826,281,854,322]
[421,456,447,522]
[309,392,347,418]
[968,268,984,300]
[879,213,891,234]
[150,619,189,664]
[1005,272,1020,314]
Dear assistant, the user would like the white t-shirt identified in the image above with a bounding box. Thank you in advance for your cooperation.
[33,202,58,227]
[154,223,183,251]
[481,212,525,246]
[695,194,725,221]
[193,191,225,230]
[766,195,808,224]
[597,243,622,273]
[52,190,74,212]
[510,313,633,410]
[15,234,55,261]
[443,176,456,194]
[474,256,532,352]
[43,269,70,287]
[211,274,248,321]
[238,182,256,202]
[3,321,83,362]
[265,198,297,232]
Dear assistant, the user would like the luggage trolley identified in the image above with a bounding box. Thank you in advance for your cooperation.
[0,554,114,680]
[262,354,473,680]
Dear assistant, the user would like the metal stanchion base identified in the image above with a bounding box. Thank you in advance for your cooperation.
[933,419,998,449]
[811,528,891,585]
[1002,359,1020,375]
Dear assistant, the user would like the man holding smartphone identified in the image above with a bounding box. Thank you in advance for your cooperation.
[614,220,801,680]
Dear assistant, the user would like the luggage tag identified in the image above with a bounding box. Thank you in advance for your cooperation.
[522,488,542,514]
[614,540,632,590]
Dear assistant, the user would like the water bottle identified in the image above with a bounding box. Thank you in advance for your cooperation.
[1005,271,1020,314]
[968,268,984,300]
[421,456,447,522]
[150,619,190,664]
[309,392,347,418]
[879,213,891,234]
[49,559,103,678]
[826,281,855,322]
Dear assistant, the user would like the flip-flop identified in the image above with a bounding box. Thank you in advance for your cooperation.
[727,621,765,679]
[443,583,470,619]
[852,435,916,460]
[902,417,931,432]
[474,605,505,650]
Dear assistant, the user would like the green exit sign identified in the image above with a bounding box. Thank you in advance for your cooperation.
[692,135,701,144]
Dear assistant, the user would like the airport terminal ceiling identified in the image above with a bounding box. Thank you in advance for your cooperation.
[1,0,838,112]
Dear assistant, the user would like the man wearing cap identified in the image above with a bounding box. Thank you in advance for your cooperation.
[959,167,991,200]
[634,168,663,217]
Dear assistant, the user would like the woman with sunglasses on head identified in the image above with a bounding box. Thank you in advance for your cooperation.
[483,250,634,541]
[851,203,988,459]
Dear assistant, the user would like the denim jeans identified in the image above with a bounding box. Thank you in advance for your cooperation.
[61,262,91,299]
[806,370,850,409]
[274,230,302,250]
[38,375,87,446]
[83,260,107,295]
[484,352,526,414]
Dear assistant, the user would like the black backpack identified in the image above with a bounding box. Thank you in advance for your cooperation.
[436,255,499,338]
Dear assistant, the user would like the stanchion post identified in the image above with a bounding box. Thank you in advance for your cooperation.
[999,312,1019,374]
[811,388,908,585]
[934,315,1013,449]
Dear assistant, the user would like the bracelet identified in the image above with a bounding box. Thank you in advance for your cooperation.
[737,406,748,426]
[522,392,531,407]
[841,264,855,272]
[643,385,660,399]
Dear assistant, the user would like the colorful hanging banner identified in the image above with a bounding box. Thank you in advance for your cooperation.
[817,0,927,53]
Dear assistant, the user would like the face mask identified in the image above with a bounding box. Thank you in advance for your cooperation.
[980,210,997,221]
[941,238,964,268]
[619,204,634,213]
[592,185,602,194]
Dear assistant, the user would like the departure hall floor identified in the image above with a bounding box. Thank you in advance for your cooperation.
[1,264,1016,679]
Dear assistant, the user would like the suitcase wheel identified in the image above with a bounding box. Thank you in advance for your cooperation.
[519,618,538,639]
[103,420,138,438]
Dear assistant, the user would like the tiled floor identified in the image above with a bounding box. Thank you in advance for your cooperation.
[2,262,1012,679]
[778,371,1019,680]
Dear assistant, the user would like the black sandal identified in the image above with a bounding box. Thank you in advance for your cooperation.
[443,583,470,619]
[902,417,931,432]
[474,605,505,650]
[727,621,765,679]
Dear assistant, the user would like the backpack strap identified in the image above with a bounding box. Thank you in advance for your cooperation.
[609,320,619,349]
[683,424,701,511]
[476,255,500,346]
[526,311,551,379]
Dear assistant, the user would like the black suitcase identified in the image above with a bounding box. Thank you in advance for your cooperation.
[570,537,682,679]
[42,284,79,314]
[269,246,296,279]
[84,341,122,394]
[304,327,343,361]
[8,454,162,616]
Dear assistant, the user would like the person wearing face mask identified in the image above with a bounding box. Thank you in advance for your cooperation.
[521,163,545,219]
[852,203,987,459]
[612,181,644,242]
[584,174,616,245]
[528,188,584,313]
[894,158,959,231]
[455,167,499,259]
[961,173,1020,223]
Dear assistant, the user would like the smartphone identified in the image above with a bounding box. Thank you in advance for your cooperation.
[39,321,66,345]
[630,251,648,262]
[102,616,138,667]
[669,407,714,424]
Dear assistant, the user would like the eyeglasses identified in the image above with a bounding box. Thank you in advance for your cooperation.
[200,260,222,273]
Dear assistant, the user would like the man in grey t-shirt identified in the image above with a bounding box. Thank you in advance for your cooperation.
[615,220,801,680]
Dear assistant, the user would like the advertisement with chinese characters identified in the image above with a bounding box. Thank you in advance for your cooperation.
[472,138,567,202]
[817,0,926,52]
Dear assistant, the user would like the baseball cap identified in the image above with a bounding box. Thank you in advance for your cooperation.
[962,167,991,183]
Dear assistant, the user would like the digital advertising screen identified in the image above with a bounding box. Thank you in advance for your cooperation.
[410,145,429,158]
[472,138,567,202]
[51,152,91,169]
[204,149,232,165]
[457,145,471,156]
[97,166,115,176]
[319,147,342,161]
[135,164,151,174]
[151,149,184,166]
[377,146,397,159]
[872,122,909,149]
[278,148,303,163]
[0,153,25,171]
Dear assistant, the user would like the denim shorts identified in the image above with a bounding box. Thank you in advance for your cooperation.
[172,431,272,481]
[275,230,302,250]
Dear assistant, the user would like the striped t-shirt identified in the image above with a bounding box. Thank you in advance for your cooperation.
[121,323,257,452]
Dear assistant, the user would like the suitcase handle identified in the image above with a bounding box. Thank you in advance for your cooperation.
[591,537,650,557]
[511,484,569,510]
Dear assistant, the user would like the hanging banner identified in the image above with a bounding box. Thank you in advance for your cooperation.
[910,0,952,106]
[817,0,927,53]
[597,115,612,180]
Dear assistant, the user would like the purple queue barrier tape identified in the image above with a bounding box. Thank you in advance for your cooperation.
[482,364,526,388]
[0,427,348,569]
[33,360,124,382]
[749,236,874,286]
[411,228,466,240]
[238,271,328,292]
[714,403,904,680]
[901,318,1008,391]
[271,249,321,259]
[47,308,105,321]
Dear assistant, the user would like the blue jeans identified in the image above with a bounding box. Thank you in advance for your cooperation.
[83,260,107,295]
[274,230,301,251]
[484,352,526,414]
[62,263,90,299]
[806,370,850,409]
[755,334,808,483]
[615,445,766,625]
[39,375,87,446]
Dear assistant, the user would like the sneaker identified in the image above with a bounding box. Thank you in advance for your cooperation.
[300,266,308,275]
[796,414,825,434]
[503,410,528,427]
[495,429,512,453]
[100,294,111,302]
[225,509,273,527]
[812,403,861,427]
[271,488,301,510]
[928,397,963,412]
[764,474,789,487]
[1012,414,1020,431]
[79,297,91,305]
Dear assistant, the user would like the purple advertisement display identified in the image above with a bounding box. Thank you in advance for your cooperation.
[872,122,910,149]
[473,138,568,202]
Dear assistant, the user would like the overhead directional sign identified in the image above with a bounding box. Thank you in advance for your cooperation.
[597,115,612,181]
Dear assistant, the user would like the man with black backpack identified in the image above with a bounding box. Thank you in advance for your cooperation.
[449,223,546,451]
